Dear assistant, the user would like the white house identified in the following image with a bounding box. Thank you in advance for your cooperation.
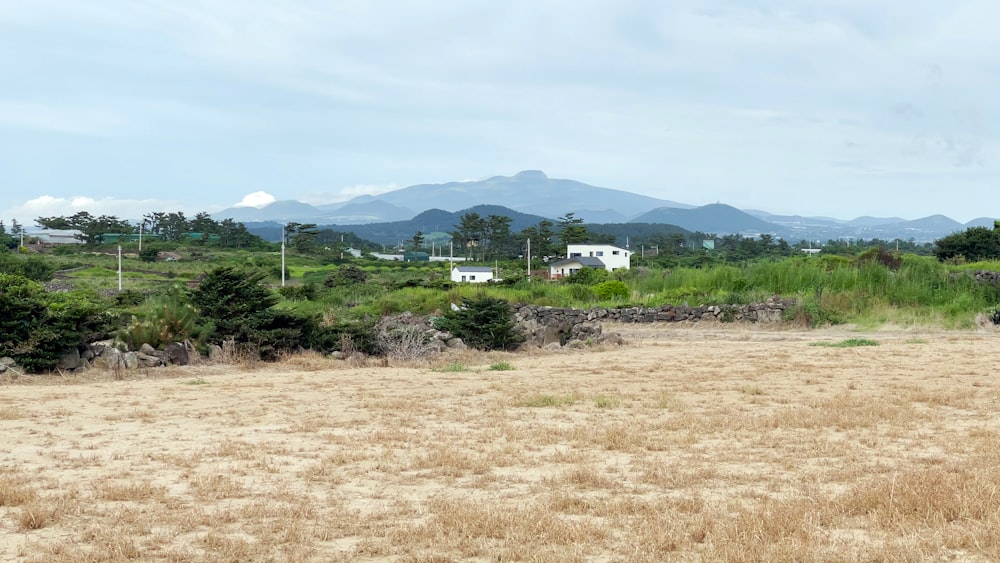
[565,244,631,271]
[451,265,494,283]
[548,256,606,279]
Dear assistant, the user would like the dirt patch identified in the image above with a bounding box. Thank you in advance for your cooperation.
[2,324,999,561]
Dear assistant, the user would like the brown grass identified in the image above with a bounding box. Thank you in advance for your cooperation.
[2,323,1000,561]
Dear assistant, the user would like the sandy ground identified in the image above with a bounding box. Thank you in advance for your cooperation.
[2,322,1000,561]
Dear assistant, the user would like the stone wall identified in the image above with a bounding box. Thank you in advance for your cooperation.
[514,296,795,347]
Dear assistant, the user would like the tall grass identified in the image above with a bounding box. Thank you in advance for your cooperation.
[274,255,1000,328]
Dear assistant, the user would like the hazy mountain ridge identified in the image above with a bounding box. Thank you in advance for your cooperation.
[216,171,994,244]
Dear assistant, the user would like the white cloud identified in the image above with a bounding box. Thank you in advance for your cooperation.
[233,191,277,208]
[2,195,216,224]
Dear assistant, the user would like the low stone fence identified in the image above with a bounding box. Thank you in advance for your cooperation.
[514,296,795,347]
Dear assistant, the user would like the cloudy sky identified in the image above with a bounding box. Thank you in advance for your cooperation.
[1,1,996,225]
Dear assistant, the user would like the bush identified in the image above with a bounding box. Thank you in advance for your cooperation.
[0,275,113,372]
[433,295,524,351]
[593,280,629,300]
[374,314,434,360]
[190,267,277,344]
[324,264,368,287]
[0,253,55,282]
[138,247,159,262]
[564,267,608,285]
[123,287,199,350]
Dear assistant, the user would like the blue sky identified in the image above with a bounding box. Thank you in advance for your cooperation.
[1,1,997,224]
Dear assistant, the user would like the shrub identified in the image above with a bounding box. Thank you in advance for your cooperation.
[324,264,368,287]
[123,287,199,350]
[0,275,112,372]
[433,295,524,351]
[857,247,902,270]
[564,267,608,285]
[593,280,629,300]
[374,314,434,360]
[189,267,277,344]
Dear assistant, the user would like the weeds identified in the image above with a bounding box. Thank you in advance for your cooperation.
[488,362,515,371]
[518,394,577,407]
[810,338,880,348]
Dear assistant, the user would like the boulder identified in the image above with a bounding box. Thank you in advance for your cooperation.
[93,347,122,370]
[165,342,190,366]
[136,352,162,368]
[122,352,139,370]
[445,337,466,350]
[58,348,82,370]
[139,343,156,355]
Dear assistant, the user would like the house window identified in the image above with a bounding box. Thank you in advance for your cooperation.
[596,251,604,256]
[470,275,476,281]
[612,251,620,255]
[461,275,467,282]
[570,253,581,258]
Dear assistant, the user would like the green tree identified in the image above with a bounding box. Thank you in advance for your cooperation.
[411,231,425,251]
[934,226,1000,262]
[190,267,278,345]
[557,212,589,247]
[285,222,319,253]
[452,213,487,259]
[0,221,15,249]
[518,219,559,259]
[0,274,110,372]
[433,295,524,351]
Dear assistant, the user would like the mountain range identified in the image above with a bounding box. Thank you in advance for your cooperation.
[213,171,995,245]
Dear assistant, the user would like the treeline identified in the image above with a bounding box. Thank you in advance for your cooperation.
[33,211,265,248]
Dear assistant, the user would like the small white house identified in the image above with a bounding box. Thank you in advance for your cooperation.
[565,244,631,271]
[548,256,606,280]
[451,265,494,283]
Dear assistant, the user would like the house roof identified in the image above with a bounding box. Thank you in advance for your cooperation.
[454,266,493,273]
[567,244,629,252]
[549,256,605,268]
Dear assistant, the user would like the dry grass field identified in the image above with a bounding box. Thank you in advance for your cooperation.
[2,322,1000,562]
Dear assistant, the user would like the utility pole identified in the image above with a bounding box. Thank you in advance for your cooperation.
[526,238,531,279]
[281,224,286,287]
[117,245,122,291]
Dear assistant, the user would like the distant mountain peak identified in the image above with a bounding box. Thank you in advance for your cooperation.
[513,170,548,181]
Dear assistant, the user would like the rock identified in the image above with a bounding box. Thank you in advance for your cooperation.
[330,351,346,360]
[93,348,122,370]
[81,347,95,361]
[445,338,466,350]
[58,348,82,370]
[565,340,588,349]
[165,342,190,366]
[139,343,156,355]
[136,352,162,368]
[122,352,139,370]
[544,342,563,351]
[1,357,16,367]
[541,326,565,346]
[0,363,6,373]
[598,333,626,346]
